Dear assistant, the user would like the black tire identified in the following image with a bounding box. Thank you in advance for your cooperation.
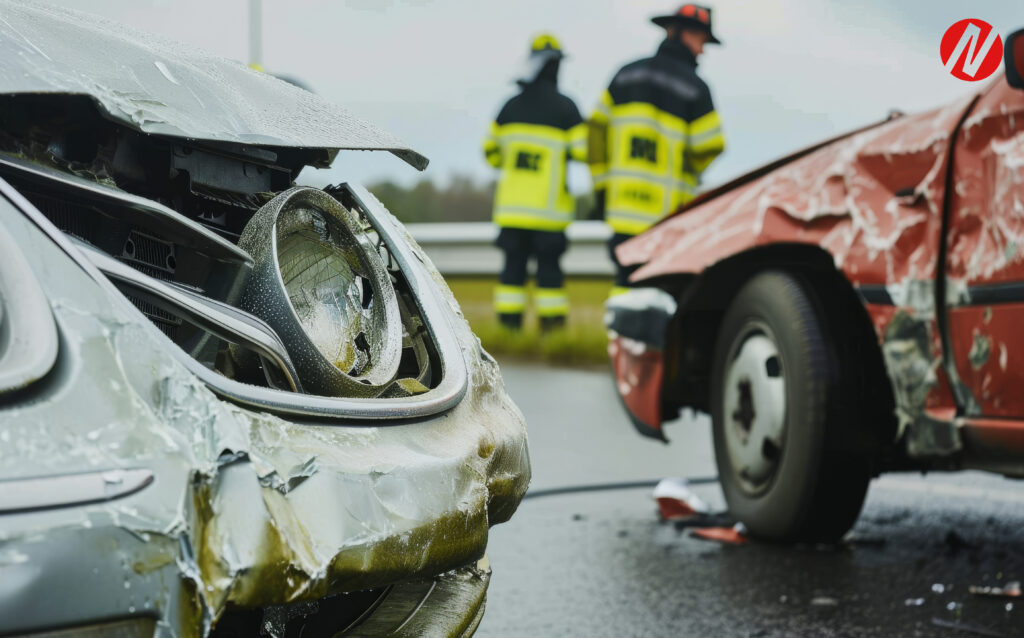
[710,271,871,542]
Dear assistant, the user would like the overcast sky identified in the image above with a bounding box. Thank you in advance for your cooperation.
[49,0,1024,191]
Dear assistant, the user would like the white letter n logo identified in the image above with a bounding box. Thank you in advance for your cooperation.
[944,22,998,78]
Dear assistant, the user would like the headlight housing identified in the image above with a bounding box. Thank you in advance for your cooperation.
[237,188,403,397]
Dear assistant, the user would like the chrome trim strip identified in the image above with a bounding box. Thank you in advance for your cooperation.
[0,469,154,514]
[0,217,59,396]
[1,178,468,421]
[75,241,303,394]
[0,153,252,267]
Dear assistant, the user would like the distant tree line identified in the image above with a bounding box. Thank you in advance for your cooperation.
[369,174,596,224]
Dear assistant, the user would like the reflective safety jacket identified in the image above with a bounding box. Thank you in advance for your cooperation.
[590,39,725,236]
[483,76,587,232]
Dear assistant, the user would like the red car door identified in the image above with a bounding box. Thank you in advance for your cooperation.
[945,77,1024,417]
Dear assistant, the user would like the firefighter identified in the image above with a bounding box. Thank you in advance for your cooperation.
[483,34,588,331]
[590,4,726,295]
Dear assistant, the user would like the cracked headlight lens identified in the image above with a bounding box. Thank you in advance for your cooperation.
[238,187,402,397]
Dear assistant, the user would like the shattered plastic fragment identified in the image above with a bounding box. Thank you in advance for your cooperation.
[690,524,749,545]
[652,477,711,520]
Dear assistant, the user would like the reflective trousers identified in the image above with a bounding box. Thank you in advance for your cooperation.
[493,227,569,329]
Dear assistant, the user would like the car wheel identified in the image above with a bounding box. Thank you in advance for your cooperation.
[710,271,870,541]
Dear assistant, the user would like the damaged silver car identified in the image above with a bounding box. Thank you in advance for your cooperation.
[0,2,529,636]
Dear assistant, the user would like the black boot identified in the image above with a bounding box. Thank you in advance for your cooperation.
[498,313,524,330]
[540,315,566,333]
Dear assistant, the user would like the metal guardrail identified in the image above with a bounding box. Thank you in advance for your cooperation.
[405,221,615,276]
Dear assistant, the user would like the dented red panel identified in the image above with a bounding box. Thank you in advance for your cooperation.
[946,81,1024,285]
[608,335,665,435]
[866,303,957,421]
[620,93,977,289]
[945,79,1024,419]
[949,306,1024,416]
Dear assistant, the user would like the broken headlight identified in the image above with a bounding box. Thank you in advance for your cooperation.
[237,187,404,397]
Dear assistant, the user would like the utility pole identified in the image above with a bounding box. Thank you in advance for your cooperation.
[248,0,263,69]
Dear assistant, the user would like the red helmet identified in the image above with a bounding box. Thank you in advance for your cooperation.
[651,4,722,45]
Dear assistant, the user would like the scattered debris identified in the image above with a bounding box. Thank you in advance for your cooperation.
[905,598,926,607]
[690,523,749,545]
[811,597,839,607]
[934,583,952,594]
[1006,603,1014,613]
[653,477,711,520]
[930,617,1005,637]
[969,581,1021,598]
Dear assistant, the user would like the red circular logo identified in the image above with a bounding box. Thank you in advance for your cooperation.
[940,19,1003,81]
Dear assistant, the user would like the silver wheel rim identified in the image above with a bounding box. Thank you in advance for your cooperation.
[722,321,787,496]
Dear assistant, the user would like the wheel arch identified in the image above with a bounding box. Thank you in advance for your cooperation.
[649,243,899,462]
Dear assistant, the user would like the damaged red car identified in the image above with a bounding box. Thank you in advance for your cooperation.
[606,29,1024,542]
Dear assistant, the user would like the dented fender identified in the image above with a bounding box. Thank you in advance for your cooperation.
[612,85,995,458]
[0,188,530,636]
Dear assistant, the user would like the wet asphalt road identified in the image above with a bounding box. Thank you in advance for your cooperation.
[477,362,1024,638]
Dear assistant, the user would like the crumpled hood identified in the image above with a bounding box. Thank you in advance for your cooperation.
[0,185,529,631]
[0,0,428,170]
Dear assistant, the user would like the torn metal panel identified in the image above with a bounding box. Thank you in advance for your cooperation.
[949,306,1024,416]
[607,334,668,439]
[944,78,1024,419]
[0,183,529,635]
[621,93,977,289]
[614,86,991,455]
[603,288,678,437]
[0,1,427,170]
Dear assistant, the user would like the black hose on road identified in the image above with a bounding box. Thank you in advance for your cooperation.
[523,476,719,500]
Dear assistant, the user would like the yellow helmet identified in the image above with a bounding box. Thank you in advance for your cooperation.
[530,33,563,55]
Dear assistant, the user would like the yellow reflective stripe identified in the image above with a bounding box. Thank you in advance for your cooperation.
[608,167,695,186]
[535,288,570,317]
[495,211,571,232]
[590,162,609,188]
[483,121,502,167]
[492,121,575,223]
[688,149,721,174]
[568,122,588,162]
[687,111,724,174]
[688,110,721,137]
[495,123,569,144]
[689,127,723,148]
[609,286,632,298]
[607,102,688,136]
[494,285,527,313]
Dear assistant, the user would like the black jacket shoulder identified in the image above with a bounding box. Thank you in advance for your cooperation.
[495,81,583,131]
[608,46,714,122]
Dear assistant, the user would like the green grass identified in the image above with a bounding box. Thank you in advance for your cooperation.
[445,276,613,367]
